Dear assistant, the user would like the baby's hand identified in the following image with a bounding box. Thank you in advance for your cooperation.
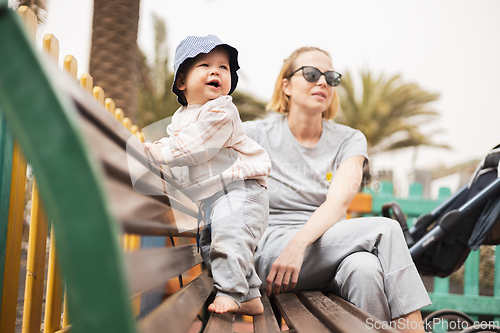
[144,142,165,164]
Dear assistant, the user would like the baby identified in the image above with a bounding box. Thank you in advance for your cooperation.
[144,35,271,315]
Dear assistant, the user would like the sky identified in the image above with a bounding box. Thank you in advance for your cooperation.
[29,0,500,195]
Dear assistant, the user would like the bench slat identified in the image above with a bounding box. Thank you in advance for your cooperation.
[125,244,202,295]
[122,219,197,237]
[105,178,199,236]
[300,291,399,333]
[138,271,212,333]
[78,109,198,219]
[204,312,235,333]
[274,293,330,333]
[253,293,281,333]
[105,177,174,225]
[326,293,395,329]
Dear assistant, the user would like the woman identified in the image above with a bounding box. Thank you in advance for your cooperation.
[243,47,430,332]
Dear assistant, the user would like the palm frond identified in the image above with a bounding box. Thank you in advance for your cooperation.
[336,68,447,154]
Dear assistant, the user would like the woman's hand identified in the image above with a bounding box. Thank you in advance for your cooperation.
[265,156,366,296]
[144,142,165,164]
[266,243,305,295]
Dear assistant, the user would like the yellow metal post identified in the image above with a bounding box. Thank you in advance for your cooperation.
[0,141,28,333]
[122,117,132,130]
[42,34,59,63]
[105,98,115,114]
[130,125,139,134]
[40,30,64,333]
[93,86,105,105]
[62,288,69,328]
[134,131,145,143]
[22,179,48,333]
[129,235,141,317]
[80,73,93,94]
[17,6,36,42]
[114,108,124,123]
[63,55,78,79]
[43,228,63,333]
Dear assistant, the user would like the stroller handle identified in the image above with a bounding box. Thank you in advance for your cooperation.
[410,177,500,260]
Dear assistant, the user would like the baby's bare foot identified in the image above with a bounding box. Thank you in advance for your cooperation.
[207,296,240,314]
[235,297,264,316]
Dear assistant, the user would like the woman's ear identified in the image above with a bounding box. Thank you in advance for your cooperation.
[282,78,291,97]
[176,73,186,91]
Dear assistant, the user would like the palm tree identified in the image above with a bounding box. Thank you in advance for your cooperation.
[89,0,141,122]
[231,90,266,122]
[137,14,266,128]
[137,13,177,128]
[336,70,448,155]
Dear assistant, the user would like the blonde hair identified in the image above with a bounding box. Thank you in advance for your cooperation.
[266,47,339,120]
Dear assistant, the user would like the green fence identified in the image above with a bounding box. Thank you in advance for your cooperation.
[364,181,500,321]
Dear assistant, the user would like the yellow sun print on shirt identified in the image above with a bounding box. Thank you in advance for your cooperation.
[326,172,332,182]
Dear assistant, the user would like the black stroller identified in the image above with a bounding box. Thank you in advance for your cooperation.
[383,144,500,333]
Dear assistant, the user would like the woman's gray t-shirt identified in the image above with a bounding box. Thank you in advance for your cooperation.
[243,115,368,225]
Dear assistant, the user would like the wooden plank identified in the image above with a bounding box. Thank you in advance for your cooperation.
[274,293,330,333]
[125,244,203,295]
[77,105,199,220]
[204,312,235,333]
[347,192,373,214]
[67,80,197,214]
[122,219,197,237]
[138,271,213,333]
[105,177,172,225]
[254,293,281,333]
[77,109,168,197]
[320,293,400,333]
[104,177,199,234]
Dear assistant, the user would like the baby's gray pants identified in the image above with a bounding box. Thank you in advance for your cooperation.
[254,217,431,322]
[199,180,269,306]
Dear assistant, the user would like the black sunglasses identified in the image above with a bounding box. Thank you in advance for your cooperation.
[288,66,342,87]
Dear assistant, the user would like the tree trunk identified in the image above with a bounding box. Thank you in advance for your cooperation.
[89,0,140,121]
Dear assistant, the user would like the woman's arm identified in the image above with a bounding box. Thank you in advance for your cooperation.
[266,155,365,295]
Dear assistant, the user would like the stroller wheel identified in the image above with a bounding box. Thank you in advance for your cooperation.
[459,324,500,333]
[424,309,474,332]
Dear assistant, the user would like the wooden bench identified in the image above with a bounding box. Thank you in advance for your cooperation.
[0,6,400,333]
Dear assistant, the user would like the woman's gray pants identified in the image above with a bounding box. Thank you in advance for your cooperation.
[199,180,269,306]
[254,217,431,322]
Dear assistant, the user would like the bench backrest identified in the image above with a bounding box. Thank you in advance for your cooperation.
[0,7,209,333]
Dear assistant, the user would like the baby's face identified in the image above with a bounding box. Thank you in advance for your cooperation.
[178,47,231,105]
